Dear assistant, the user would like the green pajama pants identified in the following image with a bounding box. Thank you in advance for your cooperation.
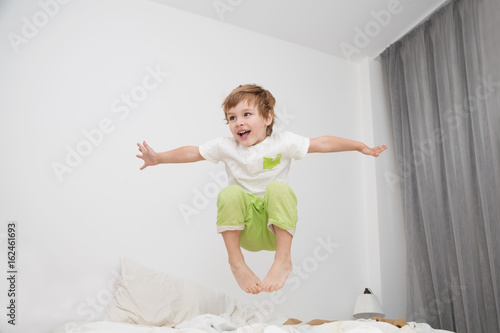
[216,181,298,252]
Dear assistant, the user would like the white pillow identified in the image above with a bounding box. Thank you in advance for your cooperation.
[105,257,237,327]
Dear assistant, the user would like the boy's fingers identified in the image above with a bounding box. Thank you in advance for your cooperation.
[144,141,156,153]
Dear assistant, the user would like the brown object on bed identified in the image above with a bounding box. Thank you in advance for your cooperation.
[283,318,303,325]
[283,318,336,326]
[372,317,408,328]
[306,319,337,325]
[284,317,408,328]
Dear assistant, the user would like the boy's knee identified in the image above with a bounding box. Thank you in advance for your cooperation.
[217,185,245,204]
[265,182,297,209]
[265,181,293,195]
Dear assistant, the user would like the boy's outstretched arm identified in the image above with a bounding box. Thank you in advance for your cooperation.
[308,136,387,157]
[136,141,205,170]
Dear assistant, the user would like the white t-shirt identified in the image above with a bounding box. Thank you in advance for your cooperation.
[199,131,310,197]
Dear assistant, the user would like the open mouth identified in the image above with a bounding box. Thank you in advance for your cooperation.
[238,130,250,138]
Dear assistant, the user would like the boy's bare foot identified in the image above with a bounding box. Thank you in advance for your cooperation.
[229,260,263,294]
[262,257,292,292]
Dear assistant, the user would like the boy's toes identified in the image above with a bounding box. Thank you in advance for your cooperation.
[263,283,278,293]
[229,261,263,294]
[247,283,263,295]
[262,259,292,293]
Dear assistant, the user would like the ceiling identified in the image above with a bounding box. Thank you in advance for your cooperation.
[150,0,448,62]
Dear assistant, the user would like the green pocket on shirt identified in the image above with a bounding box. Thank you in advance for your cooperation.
[263,153,282,169]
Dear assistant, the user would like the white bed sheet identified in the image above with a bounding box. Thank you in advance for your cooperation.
[54,258,455,333]
[52,316,455,333]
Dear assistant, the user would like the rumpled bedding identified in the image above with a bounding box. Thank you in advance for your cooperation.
[52,316,454,333]
[51,258,455,333]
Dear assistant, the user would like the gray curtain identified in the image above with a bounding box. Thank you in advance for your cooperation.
[381,0,500,332]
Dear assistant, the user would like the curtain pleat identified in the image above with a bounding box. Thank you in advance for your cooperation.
[381,0,500,332]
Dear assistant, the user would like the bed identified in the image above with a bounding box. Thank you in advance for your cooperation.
[52,319,454,333]
[51,257,454,333]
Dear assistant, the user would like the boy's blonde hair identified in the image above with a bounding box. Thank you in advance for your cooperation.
[222,84,276,136]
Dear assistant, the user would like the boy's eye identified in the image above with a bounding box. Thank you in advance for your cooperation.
[244,112,251,117]
[228,116,236,121]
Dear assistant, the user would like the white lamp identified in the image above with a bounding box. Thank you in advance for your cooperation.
[353,288,385,319]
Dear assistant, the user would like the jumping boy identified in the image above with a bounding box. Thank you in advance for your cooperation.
[136,84,387,295]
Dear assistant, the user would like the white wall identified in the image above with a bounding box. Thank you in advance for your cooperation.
[359,59,407,318]
[0,1,392,332]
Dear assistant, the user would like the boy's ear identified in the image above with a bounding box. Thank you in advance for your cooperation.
[266,111,274,126]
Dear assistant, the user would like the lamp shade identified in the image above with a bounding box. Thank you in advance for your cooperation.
[353,288,385,319]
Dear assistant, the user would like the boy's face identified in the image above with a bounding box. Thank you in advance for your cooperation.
[226,100,272,147]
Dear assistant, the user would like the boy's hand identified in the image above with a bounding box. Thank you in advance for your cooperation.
[136,141,158,170]
[360,144,387,157]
